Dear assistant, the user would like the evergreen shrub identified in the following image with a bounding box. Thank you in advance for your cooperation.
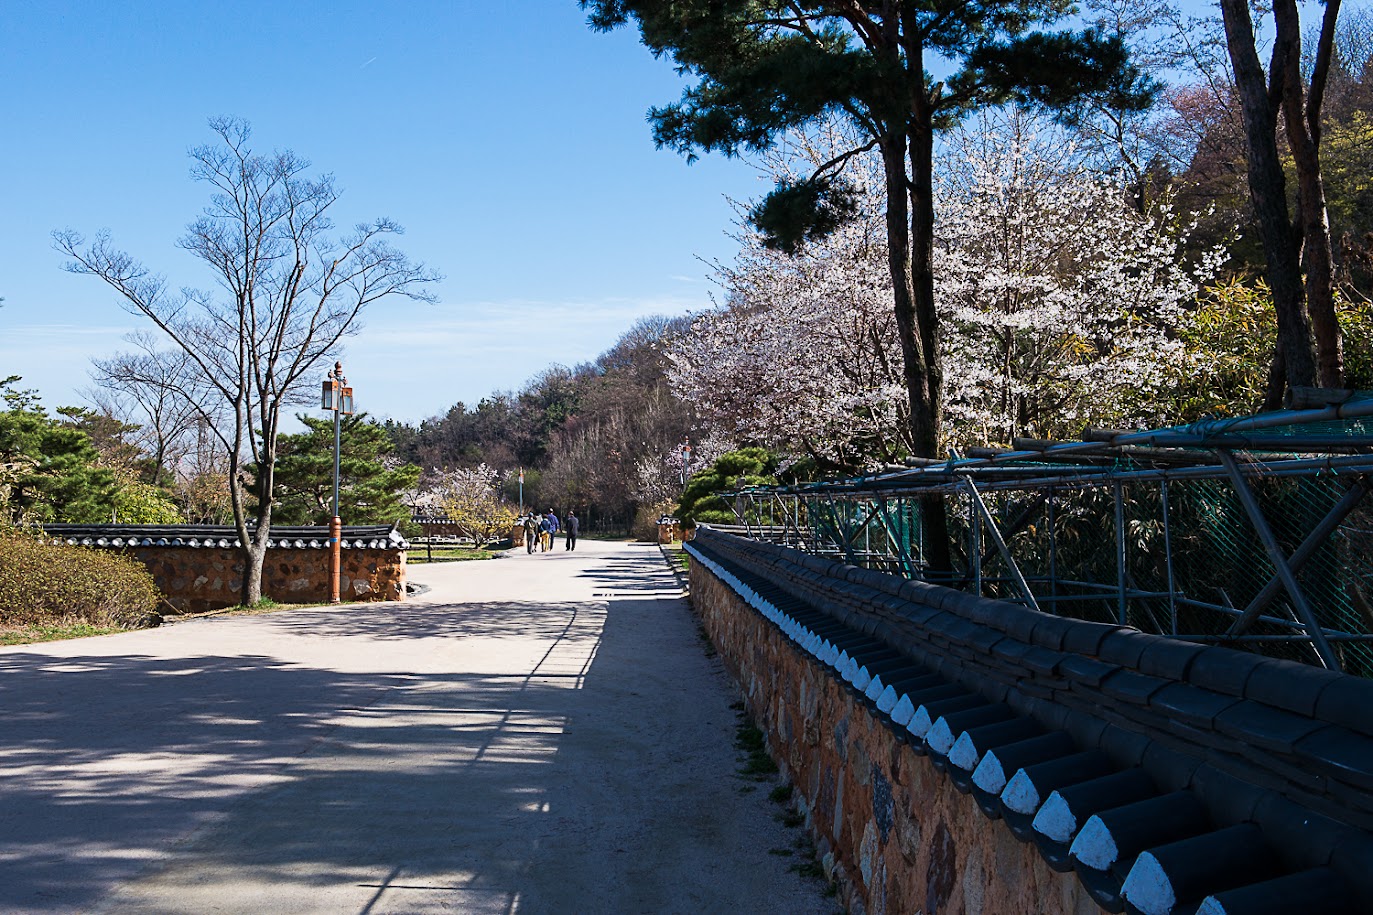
[0,527,161,629]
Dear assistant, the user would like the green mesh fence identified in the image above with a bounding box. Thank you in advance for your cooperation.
[728,414,1373,676]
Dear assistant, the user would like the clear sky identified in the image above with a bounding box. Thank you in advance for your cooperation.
[0,1,763,425]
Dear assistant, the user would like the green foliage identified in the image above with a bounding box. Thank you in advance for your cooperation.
[0,527,160,629]
[0,380,116,524]
[112,479,184,524]
[266,413,420,525]
[677,448,781,525]
[587,1,1154,250]
[1160,279,1373,422]
[1321,110,1373,296]
[750,177,859,255]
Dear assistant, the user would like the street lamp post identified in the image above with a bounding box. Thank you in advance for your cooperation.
[680,440,692,487]
[321,361,355,603]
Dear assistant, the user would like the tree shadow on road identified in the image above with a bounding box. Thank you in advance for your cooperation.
[0,549,829,915]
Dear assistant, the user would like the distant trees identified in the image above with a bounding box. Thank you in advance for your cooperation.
[387,316,694,531]
[58,118,438,604]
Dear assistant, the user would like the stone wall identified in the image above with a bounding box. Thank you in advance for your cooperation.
[44,524,408,614]
[131,546,405,613]
[686,527,1373,914]
[691,556,1098,915]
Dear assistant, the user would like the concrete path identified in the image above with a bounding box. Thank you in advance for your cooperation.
[0,539,833,914]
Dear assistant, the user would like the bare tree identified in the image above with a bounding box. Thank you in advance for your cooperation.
[87,333,207,487]
[57,117,439,604]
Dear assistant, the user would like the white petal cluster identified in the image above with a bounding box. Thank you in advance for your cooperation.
[935,121,1223,445]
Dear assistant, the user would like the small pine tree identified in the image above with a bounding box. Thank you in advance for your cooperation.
[265,413,420,525]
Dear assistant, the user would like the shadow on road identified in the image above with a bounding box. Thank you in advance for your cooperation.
[0,543,829,915]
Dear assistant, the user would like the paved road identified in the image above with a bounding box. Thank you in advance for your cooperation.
[0,539,832,914]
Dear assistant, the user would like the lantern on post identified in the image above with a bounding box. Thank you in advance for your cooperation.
[321,361,355,603]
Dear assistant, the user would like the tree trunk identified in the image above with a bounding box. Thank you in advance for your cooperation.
[878,136,928,450]
[904,24,954,576]
[875,133,951,576]
[1263,345,1287,412]
[1219,0,1319,393]
[1278,0,1345,388]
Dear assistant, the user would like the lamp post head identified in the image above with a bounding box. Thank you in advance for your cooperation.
[321,361,354,413]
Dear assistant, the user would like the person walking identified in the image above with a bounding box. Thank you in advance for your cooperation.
[543,510,559,553]
[565,510,579,551]
[523,514,539,554]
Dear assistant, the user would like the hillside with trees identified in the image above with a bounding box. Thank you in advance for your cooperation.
[9,0,1373,555]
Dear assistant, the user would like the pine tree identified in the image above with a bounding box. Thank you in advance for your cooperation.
[266,414,420,526]
[584,0,1153,569]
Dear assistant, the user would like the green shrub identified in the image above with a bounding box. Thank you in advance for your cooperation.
[0,528,161,629]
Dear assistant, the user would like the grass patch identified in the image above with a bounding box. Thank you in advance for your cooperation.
[769,783,794,804]
[789,860,826,880]
[780,808,805,828]
[768,848,795,857]
[736,722,779,779]
[662,543,690,574]
[408,546,500,563]
[0,621,124,645]
[695,622,717,658]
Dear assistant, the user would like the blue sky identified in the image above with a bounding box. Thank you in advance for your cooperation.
[0,1,763,424]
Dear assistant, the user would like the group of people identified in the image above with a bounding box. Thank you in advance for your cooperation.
[522,509,579,554]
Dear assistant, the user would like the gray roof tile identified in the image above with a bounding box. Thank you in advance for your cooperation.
[1215,701,1331,755]
[1243,659,1344,718]
[1293,727,1373,791]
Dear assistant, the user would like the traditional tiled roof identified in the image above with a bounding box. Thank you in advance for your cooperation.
[689,526,1373,915]
[40,524,409,551]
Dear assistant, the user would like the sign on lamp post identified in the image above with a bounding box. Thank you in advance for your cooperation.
[321,361,355,603]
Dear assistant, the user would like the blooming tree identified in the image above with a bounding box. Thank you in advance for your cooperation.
[671,115,1226,462]
[935,115,1226,445]
[668,130,912,470]
[408,464,516,547]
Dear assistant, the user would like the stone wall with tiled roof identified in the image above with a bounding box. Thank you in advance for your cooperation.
[41,524,408,612]
[687,526,1373,915]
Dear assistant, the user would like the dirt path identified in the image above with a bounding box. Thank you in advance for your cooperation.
[0,539,833,914]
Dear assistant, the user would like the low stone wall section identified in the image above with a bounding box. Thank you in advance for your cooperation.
[45,524,407,613]
[686,527,1373,915]
[131,545,404,613]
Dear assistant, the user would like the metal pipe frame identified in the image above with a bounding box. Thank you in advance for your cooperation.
[718,403,1373,667]
[1215,449,1341,669]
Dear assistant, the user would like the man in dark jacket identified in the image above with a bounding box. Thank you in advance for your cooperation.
[565,510,579,551]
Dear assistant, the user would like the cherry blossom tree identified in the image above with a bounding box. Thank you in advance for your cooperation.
[668,130,910,471]
[671,114,1225,462]
[936,114,1227,445]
